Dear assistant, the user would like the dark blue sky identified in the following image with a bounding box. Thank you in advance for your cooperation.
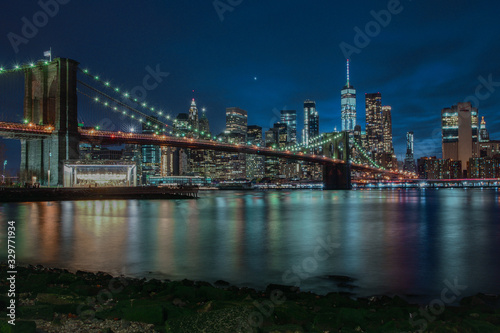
[1,0,500,172]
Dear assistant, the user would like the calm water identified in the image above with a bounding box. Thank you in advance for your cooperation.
[1,189,500,302]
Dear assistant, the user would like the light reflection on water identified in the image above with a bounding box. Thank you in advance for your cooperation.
[1,189,499,301]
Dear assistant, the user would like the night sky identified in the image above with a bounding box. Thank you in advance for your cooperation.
[1,0,499,173]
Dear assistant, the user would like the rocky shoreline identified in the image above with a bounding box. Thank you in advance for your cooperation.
[1,264,500,332]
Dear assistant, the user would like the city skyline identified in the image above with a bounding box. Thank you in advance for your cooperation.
[1,1,499,172]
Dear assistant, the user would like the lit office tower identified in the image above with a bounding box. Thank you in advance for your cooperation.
[246,125,265,179]
[225,107,248,179]
[199,107,210,136]
[404,131,416,173]
[365,93,383,155]
[226,107,248,142]
[381,106,394,154]
[303,100,319,145]
[442,102,479,173]
[188,99,199,137]
[341,59,356,131]
[191,107,213,176]
[141,117,161,183]
[280,110,297,143]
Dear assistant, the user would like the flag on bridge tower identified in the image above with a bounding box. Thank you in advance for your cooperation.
[44,48,52,62]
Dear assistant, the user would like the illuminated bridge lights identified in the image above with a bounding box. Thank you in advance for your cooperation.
[79,67,174,123]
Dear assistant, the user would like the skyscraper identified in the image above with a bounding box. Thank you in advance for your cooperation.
[381,106,394,154]
[225,107,248,178]
[341,59,356,132]
[225,107,248,142]
[442,102,479,173]
[404,131,416,173]
[365,93,383,156]
[141,117,161,183]
[479,116,490,143]
[380,105,397,169]
[280,110,297,143]
[173,113,189,136]
[188,99,199,137]
[303,100,319,145]
[192,107,214,176]
[199,107,210,136]
[246,125,265,179]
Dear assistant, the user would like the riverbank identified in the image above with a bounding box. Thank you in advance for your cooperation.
[1,264,499,332]
[0,186,198,202]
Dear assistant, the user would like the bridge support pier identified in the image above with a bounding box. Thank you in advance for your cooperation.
[20,58,79,186]
[323,163,352,190]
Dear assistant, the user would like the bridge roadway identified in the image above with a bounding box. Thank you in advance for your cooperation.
[0,121,402,176]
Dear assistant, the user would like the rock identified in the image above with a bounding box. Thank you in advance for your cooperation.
[265,284,299,295]
[181,279,195,287]
[195,281,213,288]
[36,293,78,305]
[324,275,357,283]
[337,307,367,327]
[173,298,187,307]
[121,304,167,326]
[198,286,231,301]
[167,306,253,333]
[215,280,231,287]
[18,305,54,321]
[262,324,305,333]
[274,302,313,327]
[0,320,37,333]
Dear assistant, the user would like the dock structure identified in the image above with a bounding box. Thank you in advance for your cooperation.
[0,186,198,202]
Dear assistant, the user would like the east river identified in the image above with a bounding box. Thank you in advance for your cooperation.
[1,189,499,303]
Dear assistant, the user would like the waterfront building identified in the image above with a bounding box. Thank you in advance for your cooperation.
[147,175,212,187]
[418,157,462,179]
[63,161,137,187]
[441,102,479,175]
[479,140,500,158]
[468,157,500,178]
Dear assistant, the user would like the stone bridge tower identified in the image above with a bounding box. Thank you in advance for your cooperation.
[321,132,352,190]
[20,58,79,186]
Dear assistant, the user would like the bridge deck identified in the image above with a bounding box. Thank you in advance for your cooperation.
[0,121,404,175]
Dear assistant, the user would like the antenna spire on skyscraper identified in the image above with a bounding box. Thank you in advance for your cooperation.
[346,59,350,87]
